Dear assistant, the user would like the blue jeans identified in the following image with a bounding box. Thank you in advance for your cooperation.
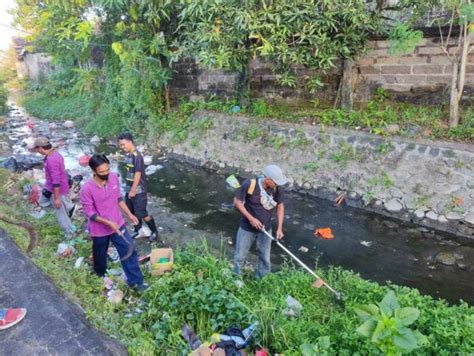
[91,226,144,287]
[233,227,272,279]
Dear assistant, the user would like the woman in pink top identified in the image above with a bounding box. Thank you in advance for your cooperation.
[80,154,147,291]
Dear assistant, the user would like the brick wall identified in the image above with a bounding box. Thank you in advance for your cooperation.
[170,37,474,106]
[355,39,474,104]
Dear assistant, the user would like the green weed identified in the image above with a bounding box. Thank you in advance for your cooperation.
[247,124,265,141]
[269,135,286,150]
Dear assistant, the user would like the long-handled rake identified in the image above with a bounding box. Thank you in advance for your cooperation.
[261,228,343,301]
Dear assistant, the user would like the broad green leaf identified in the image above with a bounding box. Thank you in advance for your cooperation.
[129,6,138,21]
[112,42,123,56]
[379,291,399,317]
[354,304,379,321]
[300,343,317,355]
[356,319,377,338]
[413,330,429,347]
[395,307,420,326]
[371,320,390,343]
[392,327,418,353]
[318,336,330,350]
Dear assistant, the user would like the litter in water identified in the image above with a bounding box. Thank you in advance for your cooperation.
[145,164,163,175]
[314,227,335,240]
[143,155,153,165]
[360,241,372,247]
[298,246,309,253]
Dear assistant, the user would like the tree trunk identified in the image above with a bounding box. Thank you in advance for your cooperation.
[340,59,355,111]
[449,61,460,127]
[236,62,250,108]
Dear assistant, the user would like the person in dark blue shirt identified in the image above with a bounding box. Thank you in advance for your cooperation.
[118,132,158,243]
[233,165,288,279]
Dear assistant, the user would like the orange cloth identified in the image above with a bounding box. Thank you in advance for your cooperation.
[314,228,334,239]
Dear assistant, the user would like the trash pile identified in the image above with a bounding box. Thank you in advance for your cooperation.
[182,322,259,356]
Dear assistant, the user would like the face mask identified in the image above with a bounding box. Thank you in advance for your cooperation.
[97,173,109,181]
[258,177,278,210]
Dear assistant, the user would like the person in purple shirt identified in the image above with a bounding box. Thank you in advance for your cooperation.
[80,154,147,291]
[34,137,76,239]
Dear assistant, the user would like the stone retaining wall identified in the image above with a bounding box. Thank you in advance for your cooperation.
[159,111,474,239]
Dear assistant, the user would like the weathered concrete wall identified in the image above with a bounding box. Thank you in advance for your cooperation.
[22,53,54,81]
[159,111,474,239]
[170,38,474,105]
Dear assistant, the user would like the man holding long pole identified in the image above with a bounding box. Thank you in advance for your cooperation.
[233,165,288,279]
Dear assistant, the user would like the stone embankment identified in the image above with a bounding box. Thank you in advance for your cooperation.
[158,111,474,239]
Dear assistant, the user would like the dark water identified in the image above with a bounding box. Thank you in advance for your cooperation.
[143,160,474,305]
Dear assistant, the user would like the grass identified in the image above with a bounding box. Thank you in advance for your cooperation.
[184,94,474,143]
[20,80,474,143]
[0,168,473,354]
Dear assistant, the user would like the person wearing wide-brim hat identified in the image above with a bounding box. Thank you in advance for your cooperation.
[233,164,288,279]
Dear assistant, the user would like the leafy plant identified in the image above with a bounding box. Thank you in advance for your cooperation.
[247,124,265,141]
[303,162,319,171]
[269,135,286,150]
[306,76,325,94]
[355,291,429,355]
[251,100,271,118]
[388,23,423,55]
[362,191,375,206]
[301,336,331,356]
[331,142,362,167]
[290,129,311,148]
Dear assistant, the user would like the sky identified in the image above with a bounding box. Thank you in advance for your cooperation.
[0,0,19,51]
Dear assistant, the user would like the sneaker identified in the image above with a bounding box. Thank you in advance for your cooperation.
[147,233,157,243]
[0,308,27,330]
[133,283,149,292]
[131,231,141,240]
[68,204,77,218]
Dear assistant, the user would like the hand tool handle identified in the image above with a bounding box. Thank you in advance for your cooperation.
[261,228,340,296]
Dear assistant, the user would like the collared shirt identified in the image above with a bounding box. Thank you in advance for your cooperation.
[236,177,284,233]
[124,150,147,194]
[44,150,69,195]
[80,172,125,237]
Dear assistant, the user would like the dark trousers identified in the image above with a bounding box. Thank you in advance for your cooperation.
[91,226,144,287]
[125,192,149,220]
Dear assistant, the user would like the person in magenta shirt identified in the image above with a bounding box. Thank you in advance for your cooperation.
[80,154,147,291]
[34,137,76,239]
